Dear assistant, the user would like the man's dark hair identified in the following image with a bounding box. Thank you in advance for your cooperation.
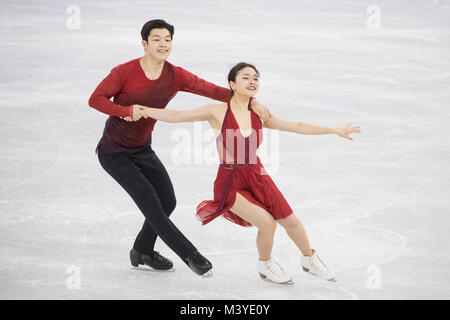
[228,62,260,97]
[141,19,175,42]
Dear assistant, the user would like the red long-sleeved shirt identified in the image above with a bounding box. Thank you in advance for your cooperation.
[89,58,231,154]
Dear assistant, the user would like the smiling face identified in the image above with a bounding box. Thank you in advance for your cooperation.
[142,28,172,61]
[229,66,260,98]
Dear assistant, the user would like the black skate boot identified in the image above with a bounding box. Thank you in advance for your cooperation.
[183,251,212,276]
[130,248,173,271]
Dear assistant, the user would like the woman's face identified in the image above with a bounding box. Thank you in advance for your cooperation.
[142,28,173,61]
[229,67,260,97]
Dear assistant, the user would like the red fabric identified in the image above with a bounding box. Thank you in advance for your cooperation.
[88,58,231,154]
[196,100,293,227]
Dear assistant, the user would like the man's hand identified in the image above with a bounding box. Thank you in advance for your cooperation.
[249,99,271,122]
[120,105,149,122]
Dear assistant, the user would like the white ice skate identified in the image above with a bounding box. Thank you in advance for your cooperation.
[257,258,293,284]
[301,249,336,282]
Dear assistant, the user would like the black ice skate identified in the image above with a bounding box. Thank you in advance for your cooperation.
[130,248,173,271]
[184,251,212,276]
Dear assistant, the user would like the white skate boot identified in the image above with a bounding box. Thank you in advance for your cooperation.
[257,258,293,284]
[301,249,336,282]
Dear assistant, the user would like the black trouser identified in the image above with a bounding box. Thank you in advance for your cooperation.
[97,146,197,260]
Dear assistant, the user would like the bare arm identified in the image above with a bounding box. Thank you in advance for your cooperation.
[263,113,361,140]
[263,113,336,135]
[137,104,214,123]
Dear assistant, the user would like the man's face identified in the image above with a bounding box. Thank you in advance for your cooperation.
[142,28,172,61]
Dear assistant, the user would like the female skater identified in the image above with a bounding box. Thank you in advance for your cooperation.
[128,62,361,283]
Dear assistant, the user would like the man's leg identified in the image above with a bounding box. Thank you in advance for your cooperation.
[97,151,196,260]
[131,148,177,254]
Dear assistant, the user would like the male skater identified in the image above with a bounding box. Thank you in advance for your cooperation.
[88,19,269,276]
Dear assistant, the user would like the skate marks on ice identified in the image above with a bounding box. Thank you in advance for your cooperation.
[271,174,407,297]
[188,222,361,299]
[266,128,416,297]
[0,121,63,194]
[0,120,65,298]
[0,227,58,299]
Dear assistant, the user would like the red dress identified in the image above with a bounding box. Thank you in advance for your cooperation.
[196,101,293,227]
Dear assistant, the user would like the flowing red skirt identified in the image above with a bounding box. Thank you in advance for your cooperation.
[196,157,293,227]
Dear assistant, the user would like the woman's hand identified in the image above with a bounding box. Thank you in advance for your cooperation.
[334,123,361,141]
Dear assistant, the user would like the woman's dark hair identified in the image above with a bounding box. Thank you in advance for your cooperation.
[141,19,174,41]
[228,62,260,97]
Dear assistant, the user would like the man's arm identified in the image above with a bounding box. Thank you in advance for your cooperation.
[88,68,133,118]
[176,66,231,102]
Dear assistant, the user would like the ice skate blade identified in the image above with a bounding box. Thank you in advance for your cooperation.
[302,268,336,282]
[201,270,213,278]
[259,273,294,285]
[131,266,176,273]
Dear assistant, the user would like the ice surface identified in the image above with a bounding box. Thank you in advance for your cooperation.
[1,0,449,299]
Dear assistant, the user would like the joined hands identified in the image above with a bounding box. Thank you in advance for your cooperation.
[119,105,148,122]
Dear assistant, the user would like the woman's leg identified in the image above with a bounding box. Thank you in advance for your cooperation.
[276,214,313,256]
[277,214,336,281]
[229,192,277,261]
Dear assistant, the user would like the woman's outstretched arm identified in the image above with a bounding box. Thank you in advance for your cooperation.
[127,104,214,123]
[263,113,361,141]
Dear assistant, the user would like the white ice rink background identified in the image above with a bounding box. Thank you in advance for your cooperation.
[0,0,449,299]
